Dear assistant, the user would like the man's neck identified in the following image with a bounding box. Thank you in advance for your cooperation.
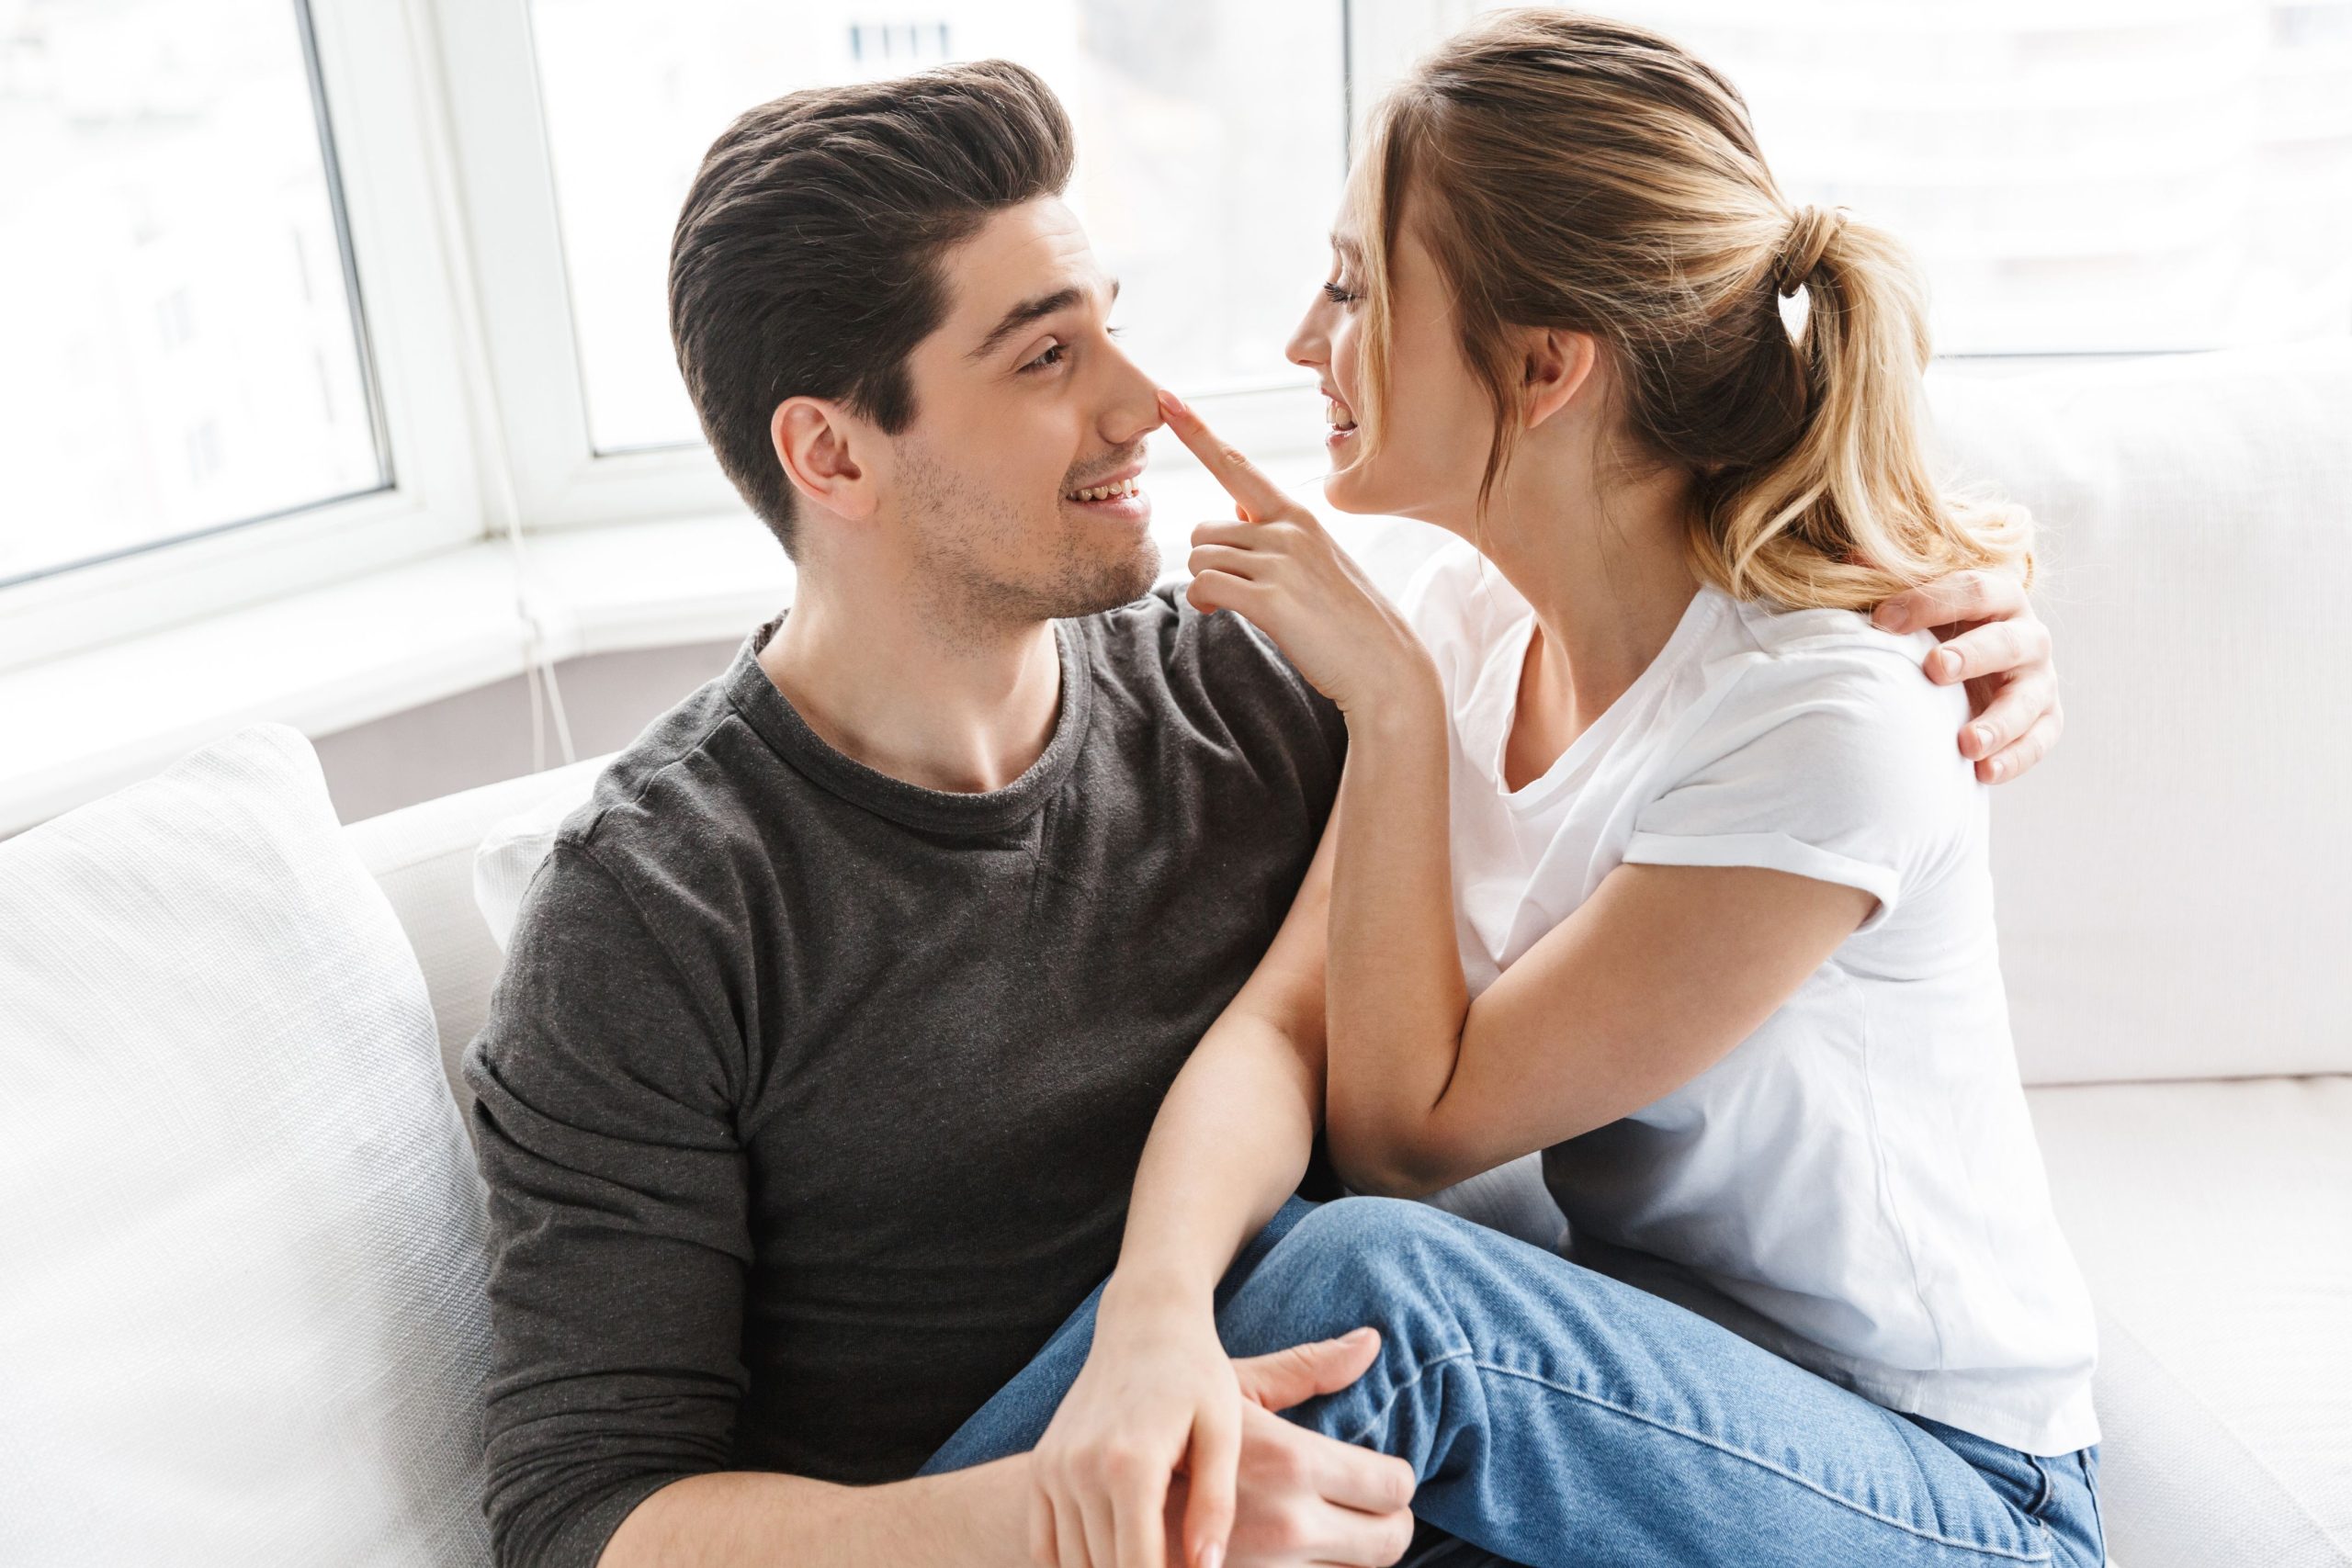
[757,574,1063,795]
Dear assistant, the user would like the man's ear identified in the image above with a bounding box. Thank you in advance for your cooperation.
[772,397,876,522]
[1521,329,1600,431]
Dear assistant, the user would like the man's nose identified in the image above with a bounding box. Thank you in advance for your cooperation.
[1098,348,1165,447]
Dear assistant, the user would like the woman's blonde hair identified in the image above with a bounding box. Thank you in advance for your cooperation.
[1345,7,2031,607]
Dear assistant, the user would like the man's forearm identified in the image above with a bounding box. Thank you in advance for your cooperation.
[599,1453,1041,1568]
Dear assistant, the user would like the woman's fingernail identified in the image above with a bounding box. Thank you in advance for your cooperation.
[1200,1546,1224,1568]
[1158,388,1189,418]
[1929,649,1957,680]
[1970,724,1994,753]
[1873,600,1905,630]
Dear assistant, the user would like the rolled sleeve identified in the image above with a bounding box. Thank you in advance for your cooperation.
[1623,652,1973,938]
[461,840,753,1568]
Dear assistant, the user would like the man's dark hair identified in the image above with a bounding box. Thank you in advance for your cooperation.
[668,61,1077,558]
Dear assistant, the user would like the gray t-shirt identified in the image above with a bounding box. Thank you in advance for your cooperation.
[461,590,1348,1568]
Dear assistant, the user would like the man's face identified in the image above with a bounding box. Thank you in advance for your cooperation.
[880,197,1162,628]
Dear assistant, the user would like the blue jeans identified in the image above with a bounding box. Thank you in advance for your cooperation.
[921,1196,2106,1567]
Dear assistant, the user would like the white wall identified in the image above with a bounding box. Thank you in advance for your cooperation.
[311,637,737,826]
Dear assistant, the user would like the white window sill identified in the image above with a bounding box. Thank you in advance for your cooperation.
[0,513,795,838]
[0,426,1364,840]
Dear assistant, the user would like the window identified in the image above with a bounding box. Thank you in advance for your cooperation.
[4,0,2346,649]
[0,0,388,590]
[1360,0,2352,355]
[524,0,1349,456]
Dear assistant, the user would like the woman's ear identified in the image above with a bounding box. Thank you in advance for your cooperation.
[1521,328,1600,430]
[772,397,876,522]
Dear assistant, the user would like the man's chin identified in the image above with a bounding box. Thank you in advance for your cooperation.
[1052,537,1161,618]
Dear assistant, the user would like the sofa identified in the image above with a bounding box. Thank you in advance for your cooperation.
[2,342,2345,1565]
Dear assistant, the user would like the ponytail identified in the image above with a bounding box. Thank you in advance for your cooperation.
[1353,8,2033,613]
[1691,206,2034,608]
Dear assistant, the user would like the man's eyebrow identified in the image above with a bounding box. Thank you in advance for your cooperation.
[967,276,1121,362]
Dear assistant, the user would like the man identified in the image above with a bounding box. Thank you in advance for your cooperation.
[462,61,2063,1568]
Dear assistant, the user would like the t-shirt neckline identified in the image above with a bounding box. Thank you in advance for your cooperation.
[1473,583,1728,815]
[721,608,1095,837]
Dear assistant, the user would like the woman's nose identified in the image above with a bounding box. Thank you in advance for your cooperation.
[1286,320,1326,370]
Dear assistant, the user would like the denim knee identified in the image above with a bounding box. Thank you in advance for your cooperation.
[1283,1194,1464,1261]
[1249,1196,1480,1332]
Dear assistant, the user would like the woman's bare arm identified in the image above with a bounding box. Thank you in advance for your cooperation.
[1325,692,1870,1194]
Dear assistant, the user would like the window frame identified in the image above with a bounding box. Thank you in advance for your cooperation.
[426,0,747,533]
[0,0,490,674]
[11,0,2315,681]
[427,0,1349,536]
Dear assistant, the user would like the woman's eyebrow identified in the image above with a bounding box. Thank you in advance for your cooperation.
[967,276,1122,362]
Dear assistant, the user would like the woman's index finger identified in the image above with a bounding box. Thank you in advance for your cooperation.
[1156,387,1295,523]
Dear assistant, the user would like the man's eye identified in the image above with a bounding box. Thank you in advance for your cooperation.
[1021,343,1069,373]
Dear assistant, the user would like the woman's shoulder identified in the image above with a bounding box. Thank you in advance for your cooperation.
[1657,591,1978,833]
[1711,593,1963,729]
[1632,593,1984,932]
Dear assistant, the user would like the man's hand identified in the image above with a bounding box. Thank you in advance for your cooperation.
[1182,1333,1417,1568]
[1033,1325,1416,1568]
[1158,1403,1419,1568]
[1872,570,2062,784]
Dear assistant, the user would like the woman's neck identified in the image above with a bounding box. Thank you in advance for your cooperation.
[1459,456,1702,788]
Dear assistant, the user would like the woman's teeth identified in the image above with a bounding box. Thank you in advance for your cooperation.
[1325,400,1357,432]
[1067,478,1141,502]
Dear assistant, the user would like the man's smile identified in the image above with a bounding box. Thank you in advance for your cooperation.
[1061,459,1150,521]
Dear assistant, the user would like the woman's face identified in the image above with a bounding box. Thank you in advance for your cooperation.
[1286,184,1498,528]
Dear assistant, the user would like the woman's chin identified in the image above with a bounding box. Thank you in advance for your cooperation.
[1319,459,1379,515]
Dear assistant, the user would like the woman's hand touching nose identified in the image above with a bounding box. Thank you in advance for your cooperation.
[1159,389,1435,716]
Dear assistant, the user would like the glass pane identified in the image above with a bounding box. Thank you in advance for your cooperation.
[0,0,389,589]
[1386,0,2352,355]
[529,0,1347,455]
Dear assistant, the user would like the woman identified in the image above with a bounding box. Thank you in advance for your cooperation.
[927,10,2100,1567]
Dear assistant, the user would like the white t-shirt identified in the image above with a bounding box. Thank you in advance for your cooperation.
[1400,539,2100,1456]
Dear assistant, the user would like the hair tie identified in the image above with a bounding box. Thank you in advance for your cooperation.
[1772,205,1847,297]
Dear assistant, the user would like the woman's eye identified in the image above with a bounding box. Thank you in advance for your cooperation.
[1321,281,1358,306]
[1021,343,1069,373]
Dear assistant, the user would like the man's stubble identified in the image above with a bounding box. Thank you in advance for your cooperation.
[897,437,1159,642]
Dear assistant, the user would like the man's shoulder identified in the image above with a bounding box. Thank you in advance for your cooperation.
[542,668,785,899]
[1081,579,1279,663]
[1074,582,1341,742]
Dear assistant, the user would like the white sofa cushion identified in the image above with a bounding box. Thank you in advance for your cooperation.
[2030,1075,2352,1567]
[0,723,494,1566]
[470,763,609,956]
[1933,343,2352,1084]
[345,749,615,1114]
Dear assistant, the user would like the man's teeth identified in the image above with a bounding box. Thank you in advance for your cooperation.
[1068,478,1141,502]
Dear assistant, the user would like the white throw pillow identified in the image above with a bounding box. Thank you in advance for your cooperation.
[0,723,493,1566]
[472,773,599,953]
